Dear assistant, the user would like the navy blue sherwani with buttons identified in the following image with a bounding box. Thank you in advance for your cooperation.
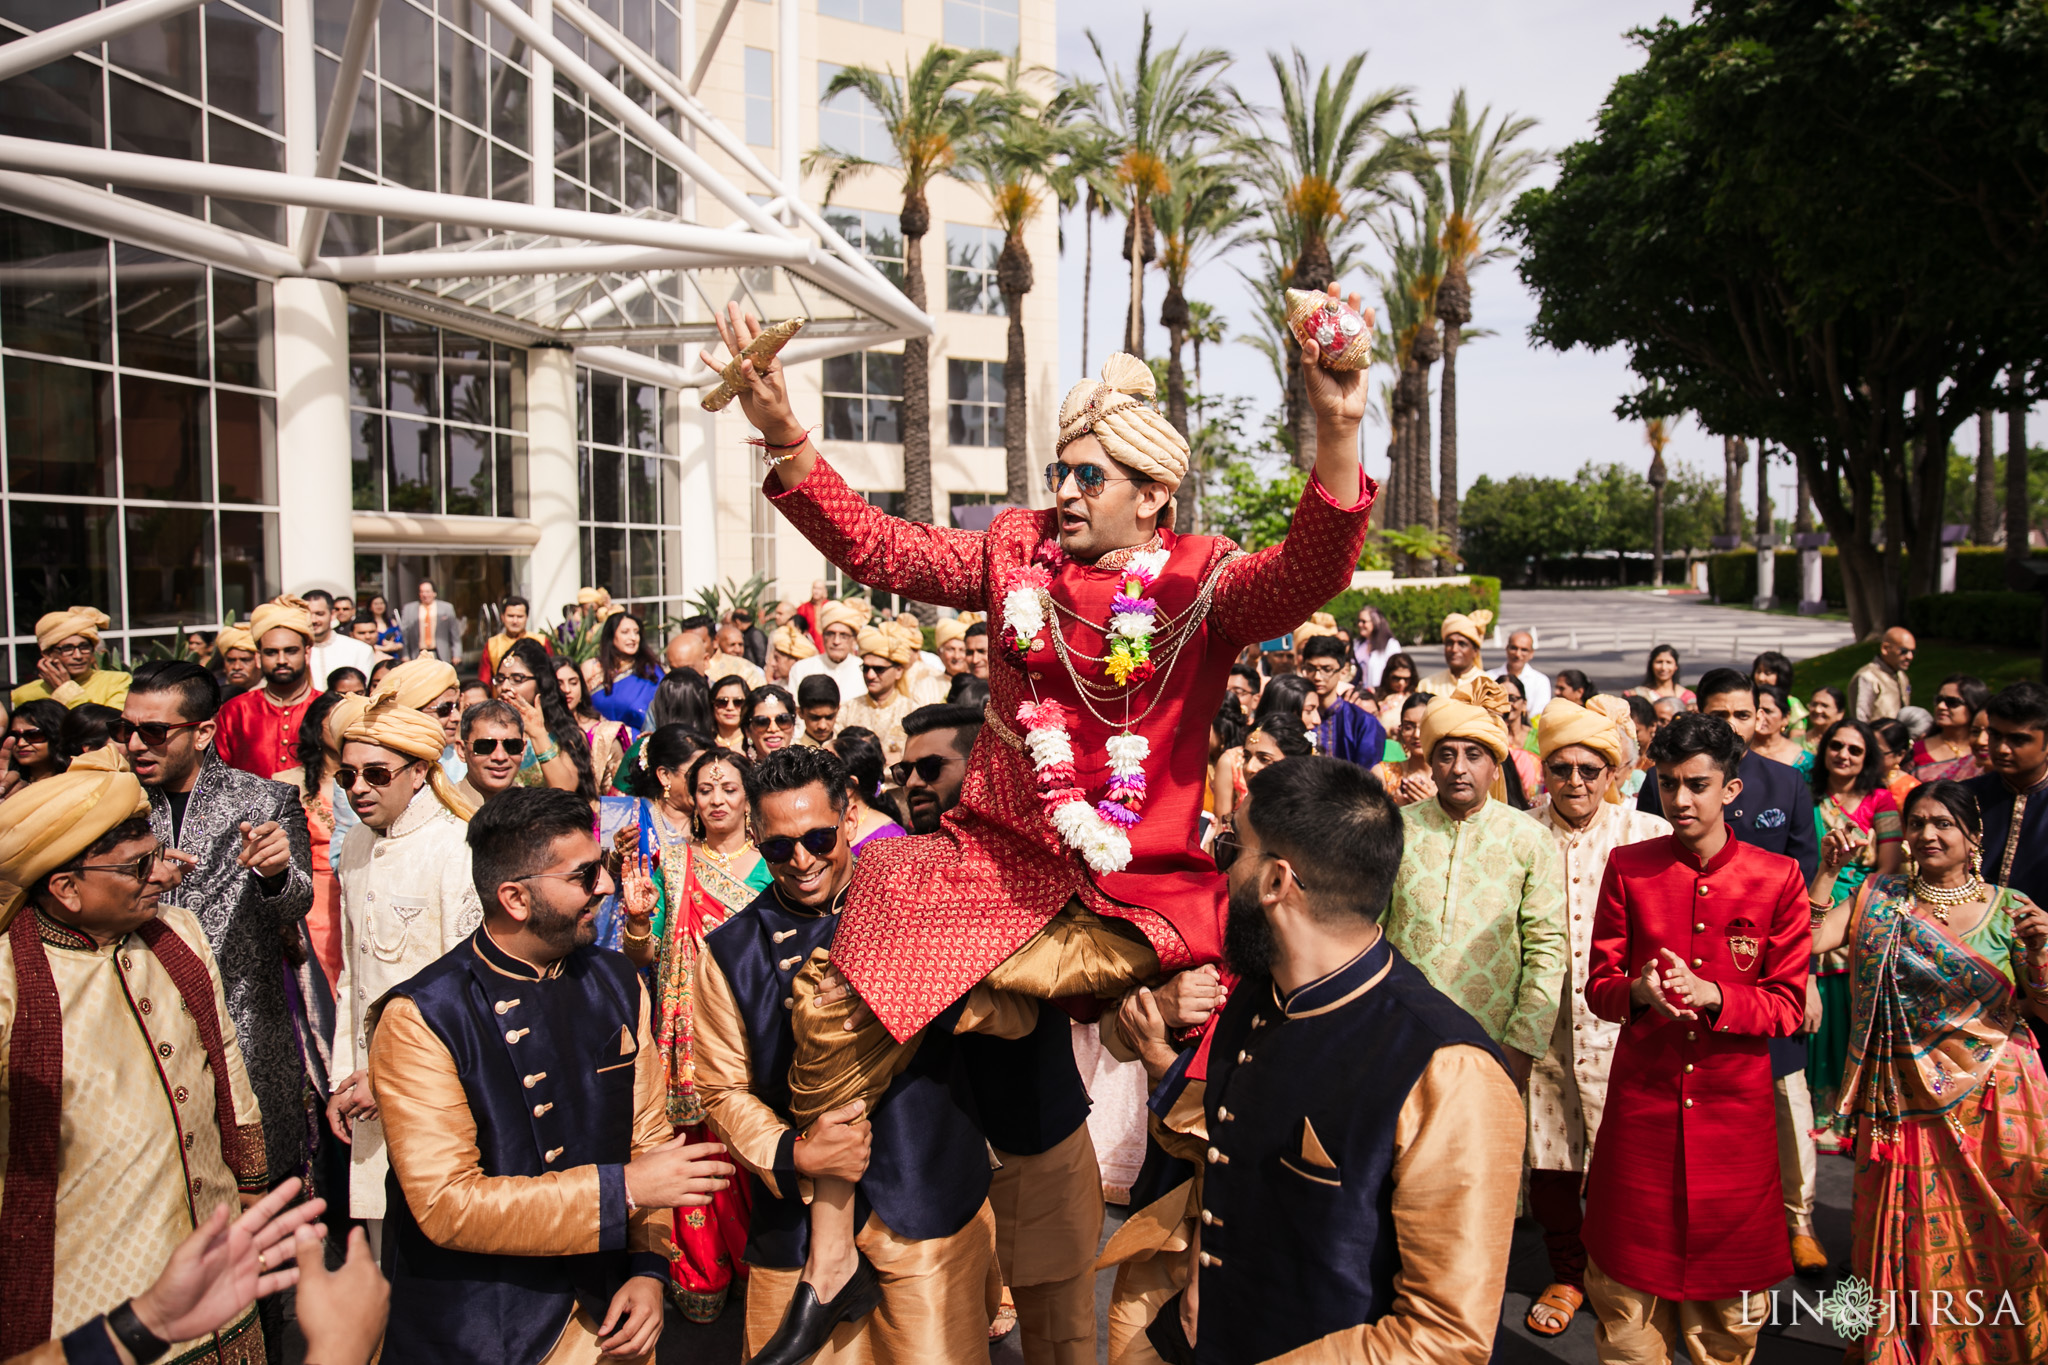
[368,928,672,1365]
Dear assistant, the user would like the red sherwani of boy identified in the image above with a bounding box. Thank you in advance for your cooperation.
[1580,713,1810,1360]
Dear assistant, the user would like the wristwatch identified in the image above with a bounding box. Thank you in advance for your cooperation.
[107,1300,171,1365]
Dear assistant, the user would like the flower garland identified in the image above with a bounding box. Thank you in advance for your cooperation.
[1002,543,1167,874]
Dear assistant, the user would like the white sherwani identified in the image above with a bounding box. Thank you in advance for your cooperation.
[1525,798,1670,1171]
[332,788,481,1217]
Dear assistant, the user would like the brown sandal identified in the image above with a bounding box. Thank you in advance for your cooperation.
[1526,1283,1584,1337]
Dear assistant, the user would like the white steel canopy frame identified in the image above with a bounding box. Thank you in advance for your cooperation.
[0,0,929,385]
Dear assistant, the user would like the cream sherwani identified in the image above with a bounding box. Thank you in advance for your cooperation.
[1417,662,1487,698]
[331,788,480,1217]
[838,690,918,761]
[1525,799,1670,1171]
[0,905,267,1362]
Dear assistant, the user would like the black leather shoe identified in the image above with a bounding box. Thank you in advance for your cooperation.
[745,1253,881,1365]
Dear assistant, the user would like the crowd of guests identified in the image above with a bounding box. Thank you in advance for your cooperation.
[5,583,2047,1365]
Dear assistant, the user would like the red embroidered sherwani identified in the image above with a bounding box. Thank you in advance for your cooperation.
[767,460,1374,1039]
[212,683,321,780]
[1581,833,1810,1300]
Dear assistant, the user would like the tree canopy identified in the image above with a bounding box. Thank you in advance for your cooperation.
[1461,461,1720,581]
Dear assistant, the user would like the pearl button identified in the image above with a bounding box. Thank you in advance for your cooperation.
[1684,1063,1694,1073]
[1237,1050,1252,1064]
[545,1147,564,1163]
[1691,958,1703,968]
[505,1027,529,1044]
[1694,922,1706,932]
[495,998,521,1015]
[1198,1251,1221,1268]
[1201,1209,1216,1225]
[1207,1146,1220,1162]
[533,1102,553,1117]
[1684,1098,1694,1108]
[523,1072,547,1088]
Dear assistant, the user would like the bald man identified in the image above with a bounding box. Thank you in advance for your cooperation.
[1848,627,1914,722]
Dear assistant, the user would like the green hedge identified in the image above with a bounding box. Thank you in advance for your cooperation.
[1324,576,1503,648]
[1904,592,2043,649]
[1709,546,2048,607]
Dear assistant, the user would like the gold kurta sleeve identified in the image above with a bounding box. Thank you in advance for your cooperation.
[371,997,608,1255]
[693,950,800,1201]
[952,983,1040,1040]
[626,979,672,1255]
[1261,1045,1523,1365]
[1148,1077,1209,1165]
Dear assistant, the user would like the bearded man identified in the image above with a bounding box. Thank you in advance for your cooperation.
[214,596,323,780]
[700,289,1375,1363]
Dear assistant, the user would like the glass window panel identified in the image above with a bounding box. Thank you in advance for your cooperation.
[439,0,483,41]
[441,330,487,426]
[623,139,653,211]
[989,402,1005,449]
[591,525,625,596]
[822,394,861,442]
[212,272,272,389]
[313,0,353,52]
[866,352,901,397]
[948,403,981,447]
[948,358,971,401]
[205,4,282,130]
[380,0,436,102]
[384,314,437,416]
[866,397,900,443]
[589,372,623,447]
[655,160,677,215]
[655,4,677,73]
[576,368,589,439]
[218,510,277,619]
[347,304,380,407]
[381,88,436,191]
[554,94,584,179]
[120,375,211,501]
[659,454,680,523]
[589,446,621,521]
[494,344,520,430]
[440,27,486,128]
[5,359,115,497]
[351,408,382,510]
[109,77,202,219]
[206,117,285,240]
[627,453,658,523]
[386,415,440,511]
[108,8,202,99]
[628,527,659,600]
[628,381,660,451]
[623,0,651,53]
[554,174,583,212]
[215,390,275,504]
[0,212,109,363]
[441,117,487,198]
[491,143,530,203]
[579,525,594,587]
[445,425,490,515]
[744,48,772,147]
[578,441,591,518]
[0,56,102,149]
[588,125,620,202]
[12,501,119,631]
[125,506,215,629]
[822,353,860,394]
[490,58,529,152]
[496,433,522,517]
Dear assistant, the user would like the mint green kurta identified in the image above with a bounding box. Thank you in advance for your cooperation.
[1383,796,1569,1058]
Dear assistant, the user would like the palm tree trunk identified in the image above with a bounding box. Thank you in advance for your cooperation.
[2009,375,2031,567]
[1081,191,1095,377]
[1166,320,1191,533]
[1974,408,2000,544]
[1124,197,1147,356]
[997,234,1034,509]
[1436,323,1460,573]
[1192,336,1205,428]
[900,216,935,624]
[1722,436,1747,540]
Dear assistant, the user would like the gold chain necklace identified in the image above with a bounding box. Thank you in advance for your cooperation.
[695,836,756,871]
[1042,552,1238,731]
[1910,873,1984,924]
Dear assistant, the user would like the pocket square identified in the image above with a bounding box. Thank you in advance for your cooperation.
[618,1024,636,1055]
[1300,1118,1336,1169]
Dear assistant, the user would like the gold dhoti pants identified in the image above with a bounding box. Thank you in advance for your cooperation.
[990,1123,1105,1365]
[787,899,1161,1133]
[1585,1258,1767,1365]
[743,1203,1001,1364]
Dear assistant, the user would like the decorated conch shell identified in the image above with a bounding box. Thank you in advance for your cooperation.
[700,316,807,411]
[1285,289,1374,371]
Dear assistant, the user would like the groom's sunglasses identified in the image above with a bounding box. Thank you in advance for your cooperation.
[1043,461,1135,497]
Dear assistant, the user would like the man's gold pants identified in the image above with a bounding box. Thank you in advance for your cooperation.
[787,900,1160,1133]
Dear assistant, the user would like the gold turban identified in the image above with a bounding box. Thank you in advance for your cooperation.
[818,601,869,635]
[1417,697,1511,764]
[1455,675,1515,724]
[933,619,969,648]
[1294,611,1340,643]
[373,657,460,712]
[771,623,817,660]
[0,744,150,931]
[576,587,601,607]
[1057,354,1190,492]
[248,594,314,644]
[1441,609,1495,647]
[1538,697,1626,769]
[36,606,109,653]
[323,694,371,755]
[343,696,476,820]
[884,617,924,653]
[214,624,256,656]
[857,627,916,669]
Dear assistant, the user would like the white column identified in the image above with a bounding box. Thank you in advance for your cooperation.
[274,277,356,595]
[527,346,582,620]
[280,0,317,252]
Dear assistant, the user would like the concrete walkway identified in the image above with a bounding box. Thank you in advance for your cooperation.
[1483,589,1862,693]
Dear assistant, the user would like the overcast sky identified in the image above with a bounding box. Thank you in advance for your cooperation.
[1046,2,1829,501]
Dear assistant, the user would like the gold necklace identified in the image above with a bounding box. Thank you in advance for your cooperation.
[696,836,755,870]
[1910,872,1983,923]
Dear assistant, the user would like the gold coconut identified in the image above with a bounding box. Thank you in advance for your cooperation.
[1284,288,1374,371]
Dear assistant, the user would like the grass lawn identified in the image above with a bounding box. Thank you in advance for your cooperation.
[1790,638,2041,700]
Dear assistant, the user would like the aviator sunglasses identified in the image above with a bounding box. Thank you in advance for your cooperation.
[1043,461,1137,497]
[467,736,527,757]
[337,760,419,789]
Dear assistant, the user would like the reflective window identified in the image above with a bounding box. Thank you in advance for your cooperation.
[577,367,678,620]
[346,305,525,517]
[946,224,1005,315]
[548,2,683,218]
[821,352,902,444]
[942,0,1018,51]
[818,0,901,31]
[745,48,774,148]
[821,207,905,290]
[819,63,895,165]
[947,359,1005,448]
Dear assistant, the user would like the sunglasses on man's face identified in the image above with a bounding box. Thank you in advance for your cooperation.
[428,701,459,718]
[337,761,418,790]
[860,662,898,677]
[758,825,842,864]
[1212,825,1245,873]
[517,859,607,896]
[1545,760,1608,784]
[112,717,208,749]
[1043,461,1136,497]
[891,754,949,786]
[467,736,526,757]
[747,713,796,731]
[73,840,168,884]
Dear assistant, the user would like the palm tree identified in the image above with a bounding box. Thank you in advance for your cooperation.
[1723,435,1750,541]
[1645,415,1673,587]
[1049,99,1117,378]
[811,45,1008,605]
[1250,48,1412,468]
[1155,160,1253,531]
[1083,13,1237,359]
[1185,299,1226,426]
[1420,91,1542,556]
[962,63,1083,507]
[1372,193,1447,568]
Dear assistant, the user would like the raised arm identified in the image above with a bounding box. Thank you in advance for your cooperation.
[700,303,990,610]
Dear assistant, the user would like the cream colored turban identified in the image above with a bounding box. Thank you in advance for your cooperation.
[1294,611,1340,643]
[1418,697,1511,764]
[857,627,916,669]
[323,694,371,755]
[0,744,149,930]
[249,594,314,644]
[214,624,256,656]
[1538,698,1626,769]
[1455,675,1515,724]
[1057,354,1190,492]
[934,619,969,648]
[1441,610,1495,648]
[818,601,869,635]
[576,587,601,607]
[36,606,109,653]
[884,617,924,653]
[372,657,460,712]
[343,696,476,820]
[771,623,817,661]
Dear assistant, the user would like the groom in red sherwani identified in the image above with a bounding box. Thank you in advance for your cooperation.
[1582,711,1811,1363]
[700,296,1375,1363]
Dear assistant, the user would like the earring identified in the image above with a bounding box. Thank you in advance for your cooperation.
[1970,846,1984,880]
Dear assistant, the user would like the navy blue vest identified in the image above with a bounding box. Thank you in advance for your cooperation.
[377,931,662,1365]
[704,886,991,1269]
[960,1006,1093,1156]
[1195,934,1505,1364]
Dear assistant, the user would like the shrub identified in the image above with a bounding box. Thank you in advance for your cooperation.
[1904,592,2042,649]
[1323,576,1503,648]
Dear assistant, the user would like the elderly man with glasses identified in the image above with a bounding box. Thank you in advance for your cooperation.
[1518,697,1670,1339]
[838,627,920,764]
[325,696,484,1258]
[0,745,272,1365]
[12,605,132,709]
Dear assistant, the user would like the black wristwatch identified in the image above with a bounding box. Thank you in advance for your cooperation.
[107,1300,171,1365]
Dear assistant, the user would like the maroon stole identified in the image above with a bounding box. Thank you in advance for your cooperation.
[0,911,255,1355]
